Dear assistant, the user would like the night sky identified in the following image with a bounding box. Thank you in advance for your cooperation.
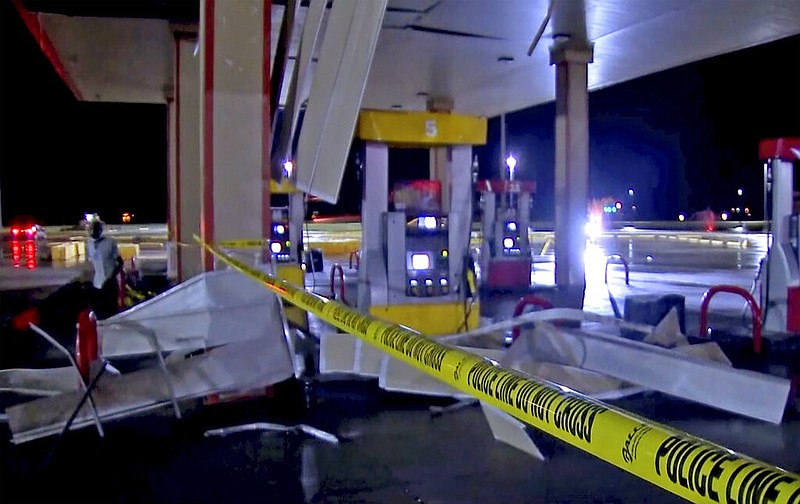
[1,0,798,225]
[0,0,167,225]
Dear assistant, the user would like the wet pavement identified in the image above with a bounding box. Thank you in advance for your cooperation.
[2,230,799,503]
[2,380,798,503]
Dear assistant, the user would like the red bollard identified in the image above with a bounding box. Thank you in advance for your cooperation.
[76,309,100,382]
[511,295,554,342]
[11,307,40,332]
[698,285,762,354]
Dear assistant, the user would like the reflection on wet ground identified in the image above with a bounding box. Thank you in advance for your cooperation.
[2,380,797,504]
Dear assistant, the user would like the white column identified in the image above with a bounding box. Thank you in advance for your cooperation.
[551,40,593,303]
[200,0,270,270]
[358,142,389,309]
[166,96,177,280]
[174,35,203,280]
[771,159,794,245]
[427,96,453,210]
[449,146,473,292]
[167,97,176,242]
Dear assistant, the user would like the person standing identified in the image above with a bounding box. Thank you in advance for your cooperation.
[86,221,124,319]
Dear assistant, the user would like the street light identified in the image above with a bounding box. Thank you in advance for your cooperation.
[628,188,634,197]
[737,188,743,197]
[283,160,294,178]
[506,155,517,180]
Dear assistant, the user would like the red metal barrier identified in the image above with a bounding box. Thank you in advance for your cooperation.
[511,294,554,342]
[76,309,99,382]
[605,254,630,285]
[349,250,360,270]
[698,285,762,354]
[329,264,347,305]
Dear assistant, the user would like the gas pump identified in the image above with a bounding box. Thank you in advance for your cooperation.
[757,138,800,333]
[269,207,292,263]
[270,178,308,330]
[386,184,451,300]
[478,179,536,290]
[356,110,487,335]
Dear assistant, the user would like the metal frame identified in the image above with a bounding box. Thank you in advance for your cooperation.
[28,323,105,437]
[106,321,182,418]
[604,254,630,285]
[349,250,360,270]
[329,264,346,305]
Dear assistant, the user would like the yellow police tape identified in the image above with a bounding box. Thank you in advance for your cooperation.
[195,235,800,504]
[216,239,268,249]
[214,238,361,257]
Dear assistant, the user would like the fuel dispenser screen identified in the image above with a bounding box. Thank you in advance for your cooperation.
[405,216,450,297]
[270,208,291,262]
[502,220,522,255]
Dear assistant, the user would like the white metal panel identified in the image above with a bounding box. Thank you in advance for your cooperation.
[38,14,172,103]
[0,367,79,396]
[364,0,800,116]
[448,146,473,289]
[587,0,800,93]
[387,0,440,13]
[319,332,358,374]
[100,271,286,357]
[417,0,547,41]
[7,337,294,444]
[512,324,791,424]
[295,0,387,202]
[379,347,505,398]
[274,0,327,173]
[34,0,800,116]
[585,0,700,40]
[480,403,546,460]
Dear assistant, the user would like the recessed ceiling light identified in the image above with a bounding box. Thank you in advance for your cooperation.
[497,56,514,62]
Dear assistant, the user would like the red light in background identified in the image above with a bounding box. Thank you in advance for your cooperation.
[11,241,21,267]
[24,241,37,270]
[11,228,20,236]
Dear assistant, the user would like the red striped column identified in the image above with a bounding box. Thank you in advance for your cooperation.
[200,0,271,270]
